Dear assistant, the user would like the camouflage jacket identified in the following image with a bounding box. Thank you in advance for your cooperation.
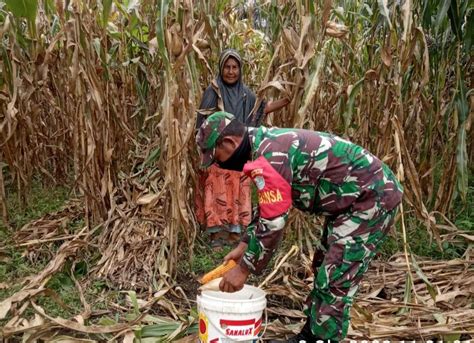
[240,126,403,274]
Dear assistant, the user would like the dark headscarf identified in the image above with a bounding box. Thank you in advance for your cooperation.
[198,49,265,127]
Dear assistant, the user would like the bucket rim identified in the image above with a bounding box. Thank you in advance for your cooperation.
[199,284,266,303]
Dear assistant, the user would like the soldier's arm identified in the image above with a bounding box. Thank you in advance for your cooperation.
[240,208,289,274]
[240,139,298,274]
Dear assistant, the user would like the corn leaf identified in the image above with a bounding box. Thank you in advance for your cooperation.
[411,255,437,301]
[455,77,469,202]
[397,273,412,315]
[343,77,365,130]
[102,0,113,28]
[5,0,37,22]
[156,0,170,67]
[435,0,451,35]
[377,0,392,30]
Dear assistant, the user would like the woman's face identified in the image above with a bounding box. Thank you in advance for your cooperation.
[221,57,240,85]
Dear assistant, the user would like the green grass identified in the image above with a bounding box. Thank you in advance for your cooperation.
[188,239,233,276]
[37,272,84,317]
[452,175,474,231]
[378,220,469,260]
[0,180,69,231]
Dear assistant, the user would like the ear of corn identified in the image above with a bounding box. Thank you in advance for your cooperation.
[199,260,237,284]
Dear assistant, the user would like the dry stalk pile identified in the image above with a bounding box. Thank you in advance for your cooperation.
[93,151,168,290]
[12,199,84,262]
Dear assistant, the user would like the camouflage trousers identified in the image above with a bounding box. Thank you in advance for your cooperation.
[304,206,398,341]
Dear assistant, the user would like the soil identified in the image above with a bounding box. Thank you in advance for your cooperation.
[176,269,201,306]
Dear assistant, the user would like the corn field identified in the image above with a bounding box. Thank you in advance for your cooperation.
[0,0,473,341]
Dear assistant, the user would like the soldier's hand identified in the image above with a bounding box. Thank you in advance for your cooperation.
[223,241,247,264]
[219,264,250,293]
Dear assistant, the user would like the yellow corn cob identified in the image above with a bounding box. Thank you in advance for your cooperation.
[199,260,237,284]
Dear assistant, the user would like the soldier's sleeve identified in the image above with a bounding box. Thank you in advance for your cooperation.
[240,146,296,274]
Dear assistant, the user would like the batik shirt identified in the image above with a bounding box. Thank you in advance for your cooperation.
[240,127,403,274]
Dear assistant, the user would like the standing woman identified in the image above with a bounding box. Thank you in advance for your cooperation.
[195,48,290,249]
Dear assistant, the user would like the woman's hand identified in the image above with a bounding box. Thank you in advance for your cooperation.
[264,97,291,114]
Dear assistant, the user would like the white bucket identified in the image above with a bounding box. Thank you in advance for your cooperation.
[197,285,266,343]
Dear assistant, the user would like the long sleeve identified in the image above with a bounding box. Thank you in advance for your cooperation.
[240,135,298,274]
[240,205,289,274]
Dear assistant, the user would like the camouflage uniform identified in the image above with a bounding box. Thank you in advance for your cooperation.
[196,113,403,341]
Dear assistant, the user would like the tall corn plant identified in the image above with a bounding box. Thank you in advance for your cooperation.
[253,0,471,217]
[421,0,472,207]
[0,0,204,279]
[151,0,199,273]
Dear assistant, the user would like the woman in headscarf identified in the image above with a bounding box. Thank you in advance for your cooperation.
[195,49,290,250]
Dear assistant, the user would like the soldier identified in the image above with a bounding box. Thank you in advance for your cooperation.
[196,111,403,342]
